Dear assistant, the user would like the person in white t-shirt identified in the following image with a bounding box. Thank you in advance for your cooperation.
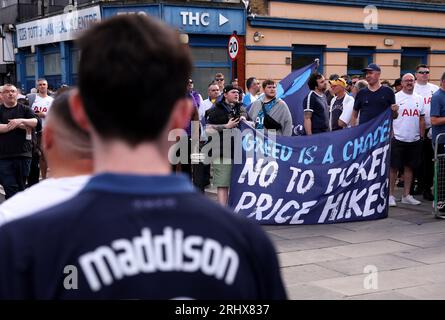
[389,73,425,207]
[30,79,55,181]
[328,78,355,129]
[413,64,439,200]
[199,82,220,124]
[0,91,92,226]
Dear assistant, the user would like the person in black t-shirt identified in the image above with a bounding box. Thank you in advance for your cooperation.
[0,84,38,199]
[351,63,398,126]
[0,16,286,300]
[303,73,329,135]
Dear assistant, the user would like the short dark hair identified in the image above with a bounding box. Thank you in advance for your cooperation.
[416,64,428,71]
[262,79,275,89]
[441,72,445,82]
[308,73,324,90]
[77,15,192,145]
[246,77,257,90]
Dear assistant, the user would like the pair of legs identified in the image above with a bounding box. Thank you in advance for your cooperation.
[390,166,414,197]
[389,139,422,205]
[40,153,48,180]
[0,157,32,200]
[213,159,232,206]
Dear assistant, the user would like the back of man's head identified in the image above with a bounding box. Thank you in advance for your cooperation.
[246,77,256,90]
[77,15,192,145]
[45,91,91,160]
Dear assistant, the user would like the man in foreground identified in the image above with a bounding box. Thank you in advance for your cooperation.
[0,15,286,299]
[0,91,92,226]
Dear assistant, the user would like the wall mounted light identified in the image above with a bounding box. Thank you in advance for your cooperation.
[384,38,394,46]
[179,33,189,44]
[253,31,264,42]
[30,45,35,54]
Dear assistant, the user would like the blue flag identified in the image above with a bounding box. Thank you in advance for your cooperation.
[276,62,317,135]
[228,109,392,225]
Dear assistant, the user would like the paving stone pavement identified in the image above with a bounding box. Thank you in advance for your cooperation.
[264,191,445,300]
[203,185,445,299]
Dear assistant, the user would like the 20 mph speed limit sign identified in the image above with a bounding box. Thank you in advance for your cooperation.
[228,34,239,61]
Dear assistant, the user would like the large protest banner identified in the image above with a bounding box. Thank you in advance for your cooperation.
[228,109,392,225]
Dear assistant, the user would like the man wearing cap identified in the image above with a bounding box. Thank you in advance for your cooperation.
[351,63,398,126]
[414,64,439,200]
[329,78,355,130]
[205,84,248,205]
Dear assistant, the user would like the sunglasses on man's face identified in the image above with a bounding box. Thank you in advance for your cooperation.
[216,78,224,82]
[417,71,430,74]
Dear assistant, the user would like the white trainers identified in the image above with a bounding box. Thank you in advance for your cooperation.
[389,195,397,207]
[401,195,421,205]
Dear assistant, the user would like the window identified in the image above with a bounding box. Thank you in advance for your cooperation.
[191,47,228,64]
[348,47,374,77]
[292,45,324,74]
[43,52,61,76]
[401,48,428,75]
[71,49,80,75]
[188,36,231,96]
[25,55,35,77]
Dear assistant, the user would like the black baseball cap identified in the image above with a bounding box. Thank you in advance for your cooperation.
[361,63,381,72]
[223,84,241,94]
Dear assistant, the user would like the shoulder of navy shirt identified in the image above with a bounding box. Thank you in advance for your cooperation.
[83,173,196,195]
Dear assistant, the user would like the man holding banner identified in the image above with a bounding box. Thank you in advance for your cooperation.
[351,63,398,126]
[248,79,293,136]
[303,73,329,135]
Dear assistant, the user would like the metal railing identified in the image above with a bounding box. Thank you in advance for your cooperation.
[433,132,445,219]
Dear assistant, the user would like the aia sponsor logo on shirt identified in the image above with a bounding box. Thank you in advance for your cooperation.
[401,108,421,117]
[33,106,48,113]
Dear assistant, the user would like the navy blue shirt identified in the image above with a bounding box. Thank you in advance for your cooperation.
[303,91,329,133]
[354,86,395,124]
[431,88,445,145]
[0,174,286,299]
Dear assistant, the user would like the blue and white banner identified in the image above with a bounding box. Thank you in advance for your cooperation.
[228,109,392,225]
[277,62,317,135]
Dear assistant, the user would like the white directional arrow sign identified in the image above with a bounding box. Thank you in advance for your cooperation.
[219,13,229,26]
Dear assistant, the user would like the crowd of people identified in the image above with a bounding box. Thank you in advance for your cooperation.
[2,51,445,210]
[0,13,445,298]
[180,62,445,208]
[0,14,287,299]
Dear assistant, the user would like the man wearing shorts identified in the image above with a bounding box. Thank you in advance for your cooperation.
[389,73,425,207]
